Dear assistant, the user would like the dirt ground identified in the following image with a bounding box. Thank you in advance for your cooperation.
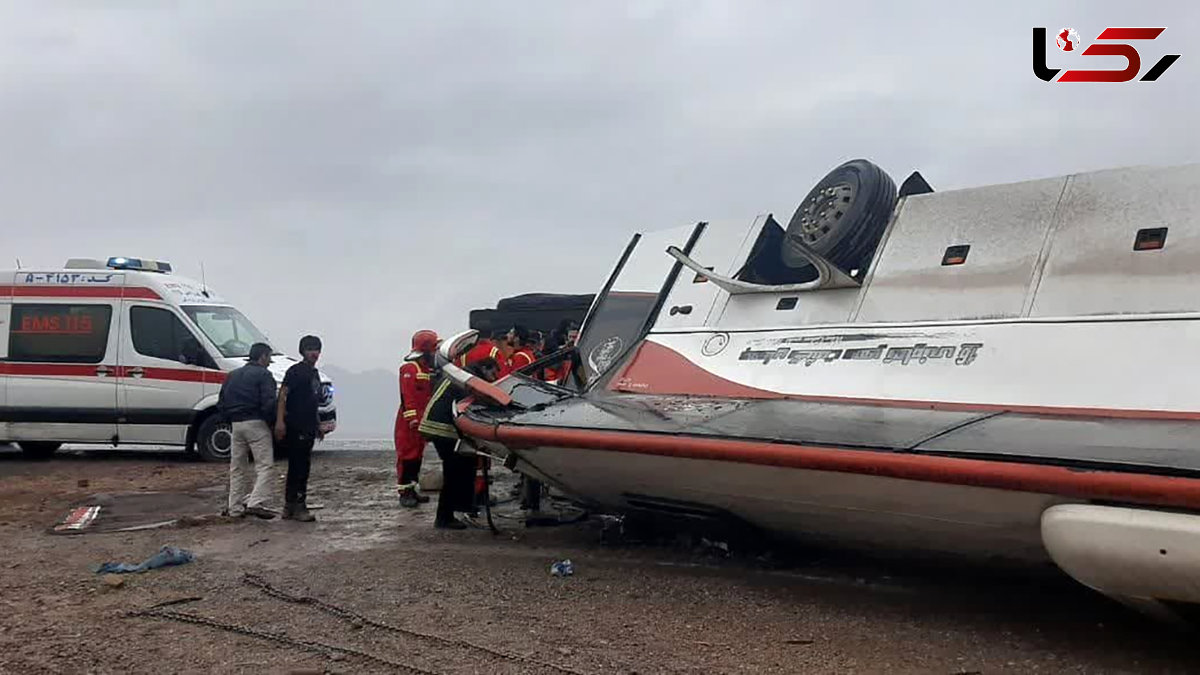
[1,446,1198,675]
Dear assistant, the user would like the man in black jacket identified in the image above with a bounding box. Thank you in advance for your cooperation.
[219,342,278,519]
[275,335,324,522]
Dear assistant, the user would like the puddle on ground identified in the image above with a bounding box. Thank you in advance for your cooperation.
[51,489,222,534]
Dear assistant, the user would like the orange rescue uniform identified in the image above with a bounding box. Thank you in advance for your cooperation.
[393,359,434,484]
[508,346,537,375]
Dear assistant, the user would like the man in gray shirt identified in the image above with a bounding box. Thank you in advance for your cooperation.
[219,342,278,519]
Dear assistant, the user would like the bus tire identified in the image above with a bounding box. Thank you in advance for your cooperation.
[782,159,897,277]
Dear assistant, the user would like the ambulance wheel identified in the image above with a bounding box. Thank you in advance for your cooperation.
[196,416,233,462]
[18,441,61,460]
[782,159,897,277]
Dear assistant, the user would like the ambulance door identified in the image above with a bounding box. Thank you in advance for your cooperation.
[4,273,121,442]
[117,302,213,445]
[0,293,10,439]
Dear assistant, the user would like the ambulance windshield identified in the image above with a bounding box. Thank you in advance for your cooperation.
[183,305,276,358]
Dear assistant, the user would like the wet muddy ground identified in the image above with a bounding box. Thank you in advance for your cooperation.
[1,445,1198,674]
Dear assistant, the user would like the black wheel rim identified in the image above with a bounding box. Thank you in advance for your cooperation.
[208,424,233,458]
[794,180,856,245]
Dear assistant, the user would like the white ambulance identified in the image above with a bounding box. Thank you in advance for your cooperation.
[0,257,336,461]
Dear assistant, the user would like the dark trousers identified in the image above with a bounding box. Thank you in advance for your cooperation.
[399,458,422,486]
[434,439,474,524]
[284,431,316,505]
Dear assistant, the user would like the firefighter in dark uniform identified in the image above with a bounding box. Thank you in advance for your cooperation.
[418,344,501,529]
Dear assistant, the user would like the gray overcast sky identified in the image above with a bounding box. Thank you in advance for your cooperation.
[3,1,1197,372]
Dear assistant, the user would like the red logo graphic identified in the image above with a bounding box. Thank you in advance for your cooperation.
[1057,27,1081,51]
[1033,27,1181,82]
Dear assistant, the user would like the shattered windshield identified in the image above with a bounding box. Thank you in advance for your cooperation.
[183,305,276,358]
[496,376,573,410]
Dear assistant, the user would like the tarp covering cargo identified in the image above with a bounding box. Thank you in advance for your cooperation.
[469,293,594,336]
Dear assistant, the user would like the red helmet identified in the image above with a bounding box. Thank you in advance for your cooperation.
[405,329,439,361]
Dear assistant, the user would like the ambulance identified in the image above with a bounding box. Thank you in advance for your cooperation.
[0,257,336,461]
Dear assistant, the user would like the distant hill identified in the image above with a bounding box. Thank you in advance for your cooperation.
[321,364,397,440]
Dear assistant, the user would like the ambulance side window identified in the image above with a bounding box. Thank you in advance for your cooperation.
[8,304,113,363]
[130,306,203,364]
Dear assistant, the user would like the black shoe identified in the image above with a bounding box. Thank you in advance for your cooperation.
[399,489,419,509]
[283,503,316,522]
[415,491,431,504]
[434,519,467,530]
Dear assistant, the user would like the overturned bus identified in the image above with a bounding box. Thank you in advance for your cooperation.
[441,159,1200,615]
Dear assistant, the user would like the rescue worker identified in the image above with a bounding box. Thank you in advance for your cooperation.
[506,325,538,374]
[541,328,567,383]
[394,329,438,508]
[457,332,503,372]
[419,343,502,529]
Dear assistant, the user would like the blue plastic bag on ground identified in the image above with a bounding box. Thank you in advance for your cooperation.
[94,545,195,574]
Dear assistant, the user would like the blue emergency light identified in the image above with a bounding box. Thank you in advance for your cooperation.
[106,257,173,273]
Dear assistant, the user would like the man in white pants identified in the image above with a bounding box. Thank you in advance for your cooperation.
[218,342,279,519]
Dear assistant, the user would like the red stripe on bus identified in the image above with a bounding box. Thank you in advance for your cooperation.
[610,340,1200,421]
[454,415,1200,511]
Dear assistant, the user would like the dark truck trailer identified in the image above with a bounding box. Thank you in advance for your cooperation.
[468,293,594,337]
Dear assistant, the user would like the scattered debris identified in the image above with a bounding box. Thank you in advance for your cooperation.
[550,560,574,577]
[112,519,178,532]
[557,646,574,656]
[54,505,101,533]
[784,638,815,645]
[149,596,203,609]
[249,538,270,548]
[77,479,90,488]
[101,574,125,589]
[93,545,195,574]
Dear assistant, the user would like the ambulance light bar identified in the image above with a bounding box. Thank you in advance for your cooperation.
[106,257,173,273]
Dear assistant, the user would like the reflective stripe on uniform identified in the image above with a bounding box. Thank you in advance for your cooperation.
[402,410,417,418]
[418,421,458,439]
[417,379,459,439]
